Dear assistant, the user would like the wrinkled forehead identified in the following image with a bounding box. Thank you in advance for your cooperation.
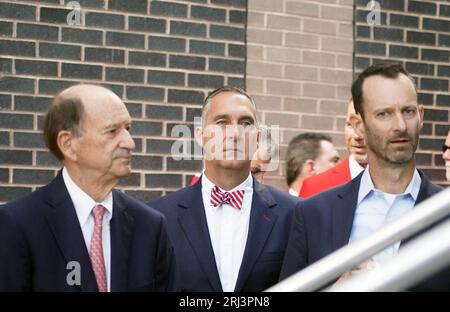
[73,87,129,126]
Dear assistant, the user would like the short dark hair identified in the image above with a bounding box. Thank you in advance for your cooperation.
[43,94,84,161]
[351,63,416,118]
[201,86,258,126]
[285,133,332,186]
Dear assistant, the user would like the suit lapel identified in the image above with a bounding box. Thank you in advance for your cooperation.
[234,180,277,292]
[43,172,98,292]
[109,190,133,291]
[329,169,441,251]
[177,182,222,292]
[331,174,362,250]
[414,170,435,206]
[401,170,442,246]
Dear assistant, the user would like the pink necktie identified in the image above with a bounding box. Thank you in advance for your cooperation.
[90,204,107,292]
[210,185,245,210]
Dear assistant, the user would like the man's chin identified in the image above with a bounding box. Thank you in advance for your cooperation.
[115,166,132,177]
[223,150,246,160]
[216,159,249,170]
[353,154,368,165]
[385,151,415,165]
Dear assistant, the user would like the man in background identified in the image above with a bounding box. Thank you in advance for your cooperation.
[286,133,340,196]
[443,130,450,181]
[250,125,277,183]
[299,100,367,198]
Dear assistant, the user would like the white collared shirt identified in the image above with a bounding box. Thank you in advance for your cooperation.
[349,155,365,179]
[62,167,113,292]
[288,188,299,197]
[201,173,253,292]
[349,167,421,264]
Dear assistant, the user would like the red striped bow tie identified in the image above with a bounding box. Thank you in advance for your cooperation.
[210,185,245,210]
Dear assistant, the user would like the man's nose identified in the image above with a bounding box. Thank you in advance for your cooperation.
[351,128,364,143]
[120,129,135,150]
[444,148,450,161]
[392,112,407,132]
[225,124,242,139]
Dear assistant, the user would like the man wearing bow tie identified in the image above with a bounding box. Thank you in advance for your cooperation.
[150,86,300,292]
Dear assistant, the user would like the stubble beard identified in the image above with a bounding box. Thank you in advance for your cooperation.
[366,128,419,166]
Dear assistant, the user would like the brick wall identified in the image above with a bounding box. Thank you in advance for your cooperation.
[1,0,449,204]
[246,0,354,190]
[0,0,247,203]
[355,0,450,186]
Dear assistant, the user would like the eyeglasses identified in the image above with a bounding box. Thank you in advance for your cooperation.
[443,144,450,153]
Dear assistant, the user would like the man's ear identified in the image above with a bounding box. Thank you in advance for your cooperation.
[194,126,203,148]
[303,159,316,177]
[350,113,364,138]
[252,127,261,160]
[256,128,261,149]
[57,130,77,162]
[418,104,424,129]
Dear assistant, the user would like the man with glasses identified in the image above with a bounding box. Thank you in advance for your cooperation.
[443,130,450,182]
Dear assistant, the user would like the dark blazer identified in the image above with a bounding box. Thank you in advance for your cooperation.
[0,171,176,292]
[299,157,352,198]
[150,177,300,292]
[280,169,449,291]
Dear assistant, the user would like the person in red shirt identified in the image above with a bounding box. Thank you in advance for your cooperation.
[299,100,368,198]
[286,133,340,197]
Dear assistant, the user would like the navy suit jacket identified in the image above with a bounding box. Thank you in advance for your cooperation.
[150,177,300,292]
[0,171,176,292]
[280,169,450,291]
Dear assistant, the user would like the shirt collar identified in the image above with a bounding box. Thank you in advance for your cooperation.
[349,155,365,179]
[358,167,422,205]
[201,172,253,193]
[289,188,299,197]
[62,167,113,227]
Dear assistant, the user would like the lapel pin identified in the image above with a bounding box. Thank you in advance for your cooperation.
[262,214,271,222]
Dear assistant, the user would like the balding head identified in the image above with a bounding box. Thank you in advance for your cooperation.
[58,84,121,114]
[43,84,121,160]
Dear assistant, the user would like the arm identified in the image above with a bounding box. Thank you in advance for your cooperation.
[279,202,309,281]
[0,208,31,291]
[153,215,178,292]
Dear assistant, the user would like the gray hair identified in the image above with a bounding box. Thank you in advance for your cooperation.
[201,86,258,127]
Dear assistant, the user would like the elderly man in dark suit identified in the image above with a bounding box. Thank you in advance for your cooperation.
[151,86,300,292]
[280,64,448,291]
[0,84,175,292]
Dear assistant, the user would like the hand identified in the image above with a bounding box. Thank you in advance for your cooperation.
[333,258,376,286]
